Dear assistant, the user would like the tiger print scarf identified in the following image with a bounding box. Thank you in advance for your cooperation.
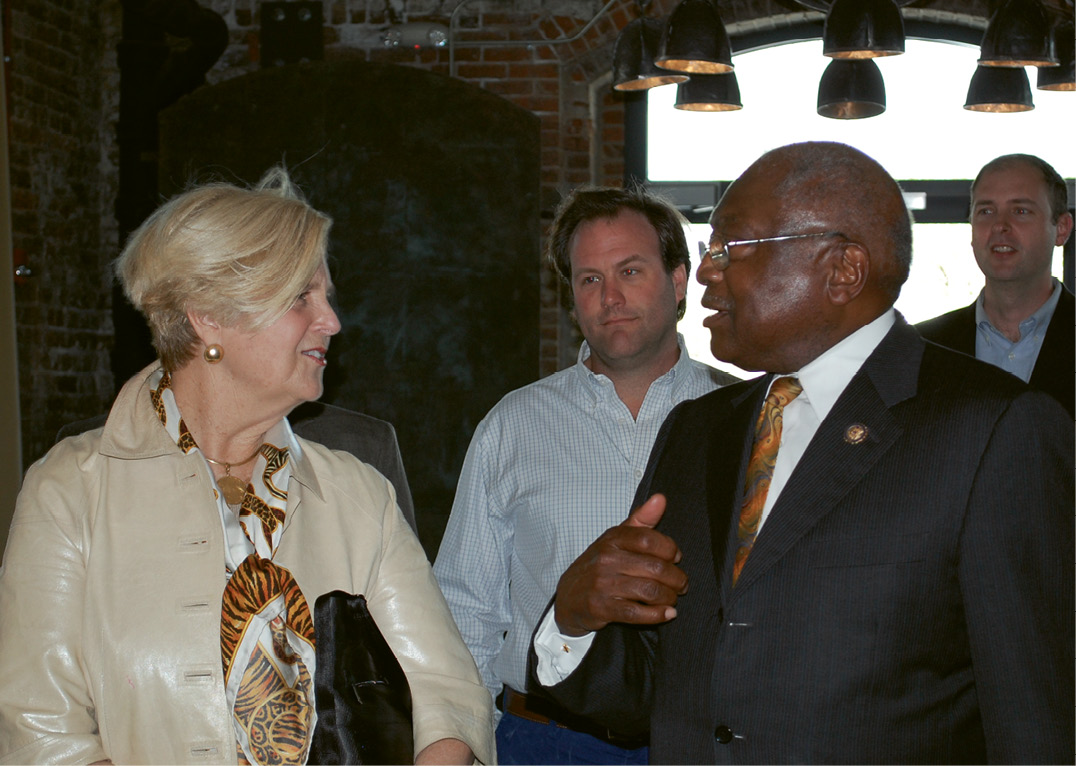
[151,370,317,765]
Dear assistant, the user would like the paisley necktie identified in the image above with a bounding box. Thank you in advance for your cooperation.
[733,376,803,584]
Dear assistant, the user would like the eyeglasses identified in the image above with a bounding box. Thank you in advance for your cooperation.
[699,231,843,270]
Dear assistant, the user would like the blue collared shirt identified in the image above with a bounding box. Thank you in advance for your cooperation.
[974,279,1062,383]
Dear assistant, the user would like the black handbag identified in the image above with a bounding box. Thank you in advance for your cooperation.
[307,591,414,765]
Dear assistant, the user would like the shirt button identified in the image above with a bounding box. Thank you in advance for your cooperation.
[714,725,734,744]
[635,469,642,478]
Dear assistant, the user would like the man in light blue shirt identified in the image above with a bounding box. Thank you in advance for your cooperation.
[434,187,735,765]
[918,154,1074,416]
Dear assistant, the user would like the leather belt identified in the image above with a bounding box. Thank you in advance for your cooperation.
[501,687,648,750]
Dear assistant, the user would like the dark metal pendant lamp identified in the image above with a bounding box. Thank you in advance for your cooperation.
[1037,21,1075,91]
[612,17,689,91]
[964,64,1035,112]
[655,0,733,74]
[822,0,905,59]
[978,0,1058,68]
[674,72,742,111]
[817,58,886,118]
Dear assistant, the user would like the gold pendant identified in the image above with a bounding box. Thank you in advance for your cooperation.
[218,475,247,505]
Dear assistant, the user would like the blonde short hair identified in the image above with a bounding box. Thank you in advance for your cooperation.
[115,166,332,371]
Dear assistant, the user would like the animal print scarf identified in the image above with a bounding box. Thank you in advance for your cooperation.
[151,370,317,765]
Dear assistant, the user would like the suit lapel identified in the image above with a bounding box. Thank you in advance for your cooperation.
[1030,286,1074,404]
[728,319,925,596]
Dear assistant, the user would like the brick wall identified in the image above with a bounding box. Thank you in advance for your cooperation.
[7,0,121,467]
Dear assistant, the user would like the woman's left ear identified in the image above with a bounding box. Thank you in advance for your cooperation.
[187,310,221,341]
[826,242,868,306]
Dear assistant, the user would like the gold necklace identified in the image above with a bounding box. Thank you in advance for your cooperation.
[204,445,262,505]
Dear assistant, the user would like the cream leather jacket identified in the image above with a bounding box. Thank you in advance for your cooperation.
[0,365,494,765]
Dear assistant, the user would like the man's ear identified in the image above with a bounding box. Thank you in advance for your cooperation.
[1055,211,1074,248]
[671,262,688,305]
[826,242,869,306]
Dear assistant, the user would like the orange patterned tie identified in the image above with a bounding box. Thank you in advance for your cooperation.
[733,376,803,584]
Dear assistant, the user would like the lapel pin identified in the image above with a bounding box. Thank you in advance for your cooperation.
[844,423,869,444]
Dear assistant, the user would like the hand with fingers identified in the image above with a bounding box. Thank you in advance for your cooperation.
[553,494,689,637]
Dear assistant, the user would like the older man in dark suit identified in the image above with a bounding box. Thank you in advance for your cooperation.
[528,142,1073,764]
[917,154,1074,417]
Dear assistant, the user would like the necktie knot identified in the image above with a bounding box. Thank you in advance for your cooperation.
[768,375,803,408]
[753,376,802,439]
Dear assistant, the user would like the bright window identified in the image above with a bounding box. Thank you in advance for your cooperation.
[646,39,1075,378]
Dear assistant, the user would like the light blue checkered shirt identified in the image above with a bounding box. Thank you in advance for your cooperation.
[433,335,734,710]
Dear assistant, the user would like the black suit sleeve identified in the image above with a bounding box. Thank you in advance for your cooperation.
[526,610,657,737]
[958,390,1075,763]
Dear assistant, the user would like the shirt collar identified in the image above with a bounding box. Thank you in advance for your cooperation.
[974,278,1062,337]
[576,333,691,390]
[781,309,896,424]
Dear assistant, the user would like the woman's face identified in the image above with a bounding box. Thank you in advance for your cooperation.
[216,263,341,418]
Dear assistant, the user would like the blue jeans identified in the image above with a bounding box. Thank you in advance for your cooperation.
[496,711,649,765]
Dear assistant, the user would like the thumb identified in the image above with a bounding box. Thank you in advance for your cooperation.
[623,493,667,529]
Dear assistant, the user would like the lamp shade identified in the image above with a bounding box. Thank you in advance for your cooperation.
[964,65,1034,112]
[817,59,886,119]
[612,18,690,91]
[823,0,905,59]
[1038,22,1075,90]
[978,0,1058,68]
[655,0,733,74]
[674,72,742,111]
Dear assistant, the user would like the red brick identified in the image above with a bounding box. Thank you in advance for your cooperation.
[451,46,482,63]
[482,46,533,63]
[516,95,559,113]
[508,62,559,79]
[484,79,535,96]
[456,62,508,79]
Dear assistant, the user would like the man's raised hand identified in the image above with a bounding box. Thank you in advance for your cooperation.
[553,494,688,636]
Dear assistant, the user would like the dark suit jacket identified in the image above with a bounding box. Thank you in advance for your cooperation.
[916,284,1074,417]
[56,400,418,534]
[531,318,1074,764]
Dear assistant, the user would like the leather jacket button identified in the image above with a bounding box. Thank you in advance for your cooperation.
[714,725,734,744]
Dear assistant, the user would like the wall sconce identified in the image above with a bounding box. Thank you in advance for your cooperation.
[381,22,450,49]
[655,0,733,74]
[823,0,905,59]
[613,18,689,91]
[817,58,886,118]
[1037,22,1075,90]
[978,0,1058,68]
[964,65,1034,112]
[674,72,742,111]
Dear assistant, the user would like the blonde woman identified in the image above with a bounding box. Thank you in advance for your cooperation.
[0,168,494,765]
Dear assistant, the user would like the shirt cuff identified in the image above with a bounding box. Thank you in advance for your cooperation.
[533,607,595,686]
